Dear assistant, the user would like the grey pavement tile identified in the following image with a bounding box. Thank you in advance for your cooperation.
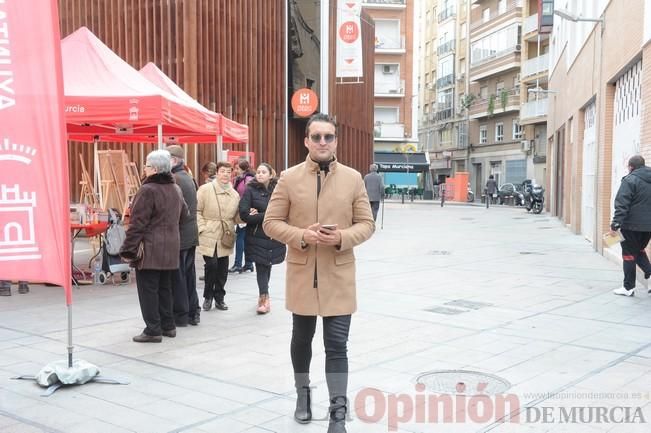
[0,415,17,429]
[195,416,256,433]
[138,398,214,424]
[168,391,247,415]
[0,423,48,433]
[64,419,136,433]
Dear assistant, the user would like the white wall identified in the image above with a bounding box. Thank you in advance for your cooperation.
[645,0,651,44]
[550,0,609,74]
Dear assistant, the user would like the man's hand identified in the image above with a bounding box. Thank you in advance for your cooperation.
[249,208,258,216]
[317,226,342,246]
[302,223,321,245]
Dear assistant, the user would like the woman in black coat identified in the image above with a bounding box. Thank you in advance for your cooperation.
[239,163,286,314]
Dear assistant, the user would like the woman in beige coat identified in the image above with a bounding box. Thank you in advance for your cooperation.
[197,161,240,311]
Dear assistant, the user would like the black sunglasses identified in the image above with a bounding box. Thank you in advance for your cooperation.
[309,133,336,144]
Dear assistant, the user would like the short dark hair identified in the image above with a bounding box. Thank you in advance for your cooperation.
[201,162,217,176]
[216,161,232,172]
[628,155,646,170]
[305,112,337,137]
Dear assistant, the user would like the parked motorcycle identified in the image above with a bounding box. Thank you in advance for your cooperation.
[524,183,545,214]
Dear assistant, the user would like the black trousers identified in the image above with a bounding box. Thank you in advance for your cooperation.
[621,230,651,290]
[135,269,175,336]
[172,246,198,325]
[203,254,229,301]
[256,263,271,295]
[369,201,380,222]
[291,314,351,399]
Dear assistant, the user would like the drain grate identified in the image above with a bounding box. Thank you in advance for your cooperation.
[460,217,475,221]
[425,306,465,315]
[444,299,493,310]
[519,251,546,255]
[429,250,452,256]
[512,217,527,220]
[538,226,554,230]
[416,370,511,395]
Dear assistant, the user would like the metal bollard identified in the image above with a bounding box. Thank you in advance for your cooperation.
[401,192,405,204]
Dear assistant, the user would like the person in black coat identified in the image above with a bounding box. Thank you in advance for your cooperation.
[239,163,287,314]
[166,145,200,326]
[610,155,651,296]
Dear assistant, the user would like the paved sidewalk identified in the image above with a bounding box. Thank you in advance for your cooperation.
[1,203,650,433]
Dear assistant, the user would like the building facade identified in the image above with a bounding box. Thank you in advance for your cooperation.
[467,0,530,197]
[363,0,419,184]
[519,0,549,185]
[547,0,651,255]
[418,0,471,184]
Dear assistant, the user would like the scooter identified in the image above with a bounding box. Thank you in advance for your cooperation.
[467,183,475,202]
[524,183,545,214]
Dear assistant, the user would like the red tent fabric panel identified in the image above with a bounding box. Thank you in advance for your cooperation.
[61,27,219,141]
[0,1,71,301]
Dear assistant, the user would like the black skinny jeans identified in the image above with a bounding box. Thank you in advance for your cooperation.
[291,314,351,399]
[256,263,271,295]
[202,254,229,302]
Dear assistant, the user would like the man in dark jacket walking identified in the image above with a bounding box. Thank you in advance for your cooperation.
[167,146,200,325]
[363,164,384,221]
[610,155,651,296]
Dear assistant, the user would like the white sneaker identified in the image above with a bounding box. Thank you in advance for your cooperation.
[613,287,635,296]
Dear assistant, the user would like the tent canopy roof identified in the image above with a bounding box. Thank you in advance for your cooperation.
[62,27,247,143]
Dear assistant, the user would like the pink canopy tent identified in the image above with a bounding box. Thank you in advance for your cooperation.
[61,27,220,145]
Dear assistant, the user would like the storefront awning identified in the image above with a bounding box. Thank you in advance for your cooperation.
[374,152,429,172]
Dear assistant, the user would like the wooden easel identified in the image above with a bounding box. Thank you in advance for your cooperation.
[97,150,131,214]
[78,154,99,208]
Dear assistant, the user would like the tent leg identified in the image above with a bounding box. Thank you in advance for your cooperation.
[67,304,73,368]
[217,135,223,161]
[157,124,163,149]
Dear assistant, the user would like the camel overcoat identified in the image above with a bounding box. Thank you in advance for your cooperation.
[197,181,241,258]
[263,156,375,316]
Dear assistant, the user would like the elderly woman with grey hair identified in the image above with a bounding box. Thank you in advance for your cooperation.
[120,150,189,343]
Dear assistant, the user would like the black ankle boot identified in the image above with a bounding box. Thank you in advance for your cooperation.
[294,386,312,423]
[327,396,347,433]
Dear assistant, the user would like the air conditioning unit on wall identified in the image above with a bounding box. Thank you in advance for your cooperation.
[521,140,531,152]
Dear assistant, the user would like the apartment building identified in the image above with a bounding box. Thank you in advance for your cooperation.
[364,0,419,184]
[467,0,529,196]
[418,0,471,184]
[520,0,549,185]
[547,0,651,255]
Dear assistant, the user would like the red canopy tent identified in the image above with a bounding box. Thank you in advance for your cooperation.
[61,27,226,144]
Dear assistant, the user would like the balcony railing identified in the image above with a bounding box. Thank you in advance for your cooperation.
[363,0,406,8]
[375,79,405,96]
[524,13,538,34]
[521,98,548,119]
[374,123,405,139]
[438,5,455,22]
[437,40,455,56]
[471,0,522,30]
[436,74,455,89]
[469,90,520,118]
[375,35,405,52]
[436,107,453,122]
[522,53,549,78]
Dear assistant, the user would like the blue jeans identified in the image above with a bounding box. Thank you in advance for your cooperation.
[234,226,252,268]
